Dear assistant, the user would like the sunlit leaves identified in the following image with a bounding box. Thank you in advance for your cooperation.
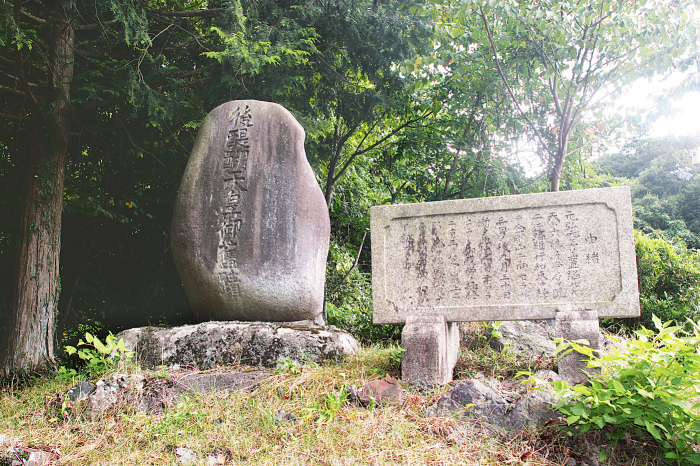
[554,317,700,465]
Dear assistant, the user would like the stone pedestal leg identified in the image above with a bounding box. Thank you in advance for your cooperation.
[555,308,603,385]
[401,315,460,388]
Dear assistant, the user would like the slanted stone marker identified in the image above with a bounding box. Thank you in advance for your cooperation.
[171,100,330,324]
[370,187,640,386]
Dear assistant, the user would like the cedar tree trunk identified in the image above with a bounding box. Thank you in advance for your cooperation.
[1,6,74,376]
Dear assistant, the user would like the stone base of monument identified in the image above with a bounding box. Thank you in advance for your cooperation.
[116,321,358,370]
[554,308,603,385]
[401,315,460,388]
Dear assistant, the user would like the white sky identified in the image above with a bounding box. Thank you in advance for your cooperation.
[617,71,700,139]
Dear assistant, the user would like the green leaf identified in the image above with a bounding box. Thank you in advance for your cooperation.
[645,420,662,441]
[683,454,700,465]
[450,27,465,38]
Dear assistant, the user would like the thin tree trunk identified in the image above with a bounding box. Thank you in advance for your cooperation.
[550,144,567,192]
[2,5,74,376]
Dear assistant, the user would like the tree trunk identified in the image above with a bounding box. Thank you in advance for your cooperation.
[2,6,74,376]
[550,144,567,192]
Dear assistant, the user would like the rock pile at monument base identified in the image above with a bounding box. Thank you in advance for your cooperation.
[116,321,359,370]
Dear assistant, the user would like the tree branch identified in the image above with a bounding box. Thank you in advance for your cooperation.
[329,231,368,295]
[0,83,24,94]
[75,19,118,30]
[333,112,430,185]
[0,112,32,120]
[479,6,553,159]
[20,9,45,23]
[147,8,224,18]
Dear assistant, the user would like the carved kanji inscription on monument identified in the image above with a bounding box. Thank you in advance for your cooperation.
[217,105,253,302]
[371,187,640,323]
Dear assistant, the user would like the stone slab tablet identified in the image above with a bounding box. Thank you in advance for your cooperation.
[370,187,639,323]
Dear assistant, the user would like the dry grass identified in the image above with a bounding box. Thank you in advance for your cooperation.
[0,344,653,466]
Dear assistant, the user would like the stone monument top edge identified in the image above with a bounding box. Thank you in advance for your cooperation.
[370,186,632,219]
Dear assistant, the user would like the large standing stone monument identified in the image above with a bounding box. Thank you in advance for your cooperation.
[172,100,330,324]
[370,187,640,386]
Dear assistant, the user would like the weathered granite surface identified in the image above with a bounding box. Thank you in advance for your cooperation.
[116,321,359,369]
[171,100,330,324]
[425,377,560,430]
[370,187,639,323]
[487,320,557,359]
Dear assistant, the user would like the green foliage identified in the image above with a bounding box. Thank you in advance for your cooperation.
[635,231,700,327]
[386,344,405,373]
[276,357,302,375]
[554,317,700,465]
[422,0,700,190]
[304,387,350,423]
[146,395,206,437]
[63,332,133,378]
[596,136,700,247]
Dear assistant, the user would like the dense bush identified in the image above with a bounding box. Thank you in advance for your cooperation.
[554,317,700,465]
[634,230,700,327]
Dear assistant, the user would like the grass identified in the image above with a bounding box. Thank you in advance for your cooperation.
[0,333,665,465]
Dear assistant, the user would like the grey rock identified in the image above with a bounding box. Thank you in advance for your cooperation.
[87,374,146,417]
[206,449,229,466]
[488,320,557,359]
[88,380,120,417]
[533,369,563,383]
[171,100,330,324]
[84,370,270,419]
[25,451,54,466]
[65,381,96,402]
[112,373,145,390]
[116,321,358,370]
[176,447,198,465]
[426,379,509,420]
[504,390,559,430]
[426,378,560,430]
[555,308,604,385]
[274,410,297,424]
[0,434,14,446]
[3,448,55,466]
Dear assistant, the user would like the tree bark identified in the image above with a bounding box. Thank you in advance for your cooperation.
[2,3,74,376]
[550,144,567,192]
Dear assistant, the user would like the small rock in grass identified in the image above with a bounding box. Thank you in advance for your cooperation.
[175,447,198,465]
[25,451,55,466]
[274,410,297,424]
[4,447,56,466]
[356,374,402,406]
[65,381,96,402]
[206,449,229,465]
